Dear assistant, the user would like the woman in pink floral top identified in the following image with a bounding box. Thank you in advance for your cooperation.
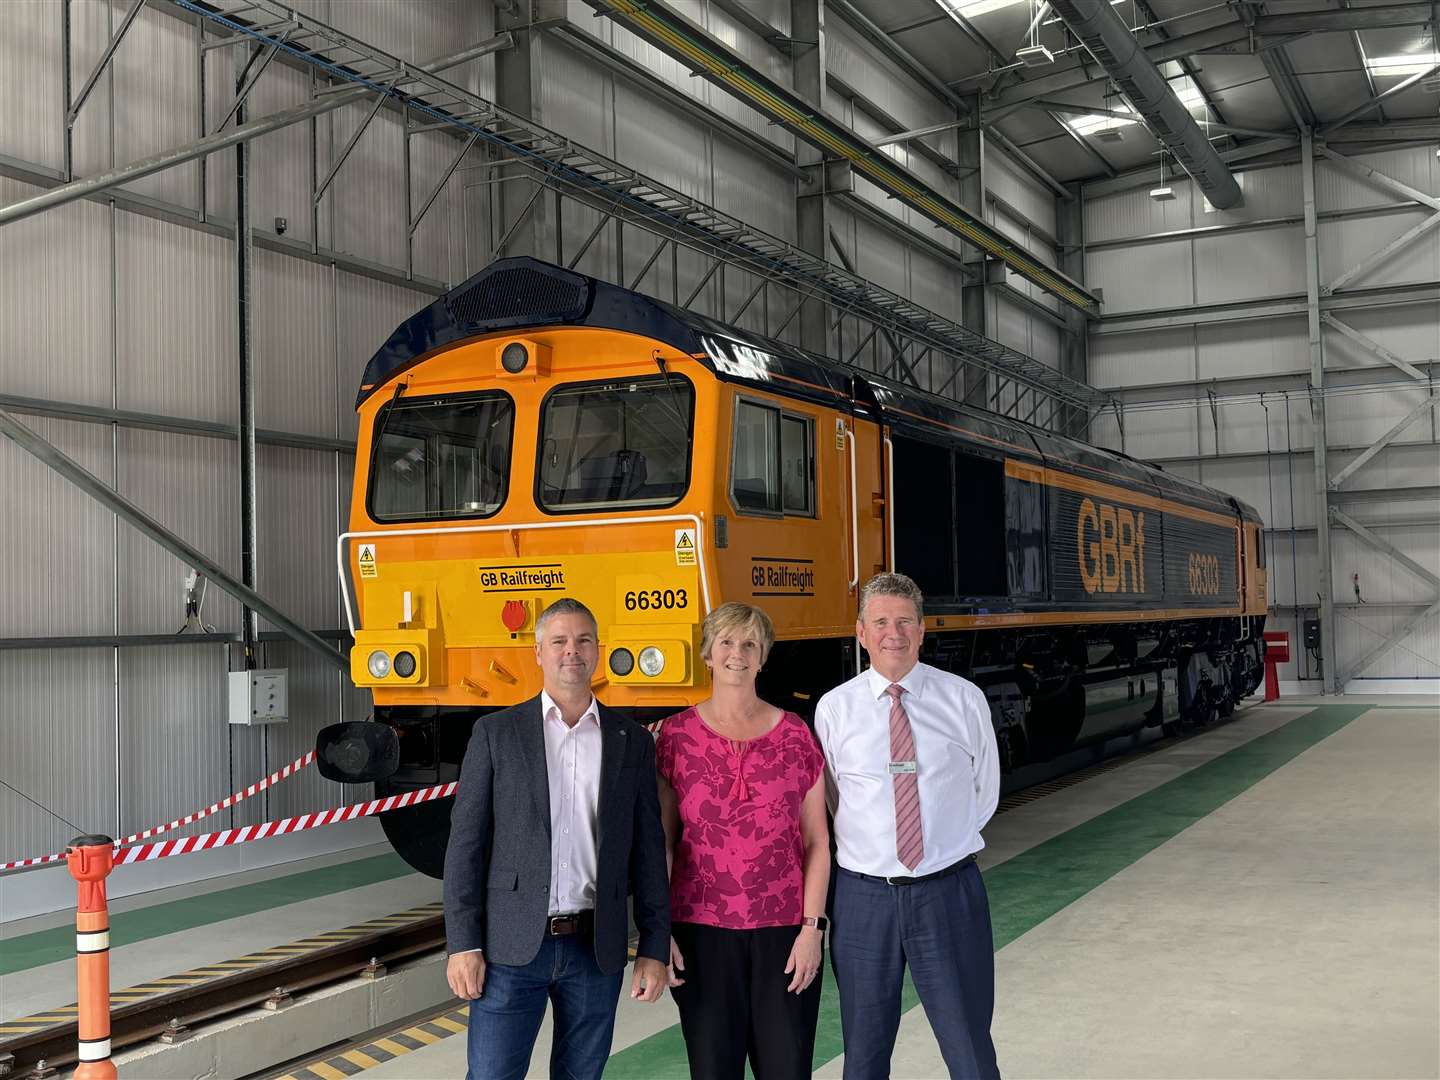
[656,602,831,1080]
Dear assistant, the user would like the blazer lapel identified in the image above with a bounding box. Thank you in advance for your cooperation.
[597,707,629,853]
[517,697,551,841]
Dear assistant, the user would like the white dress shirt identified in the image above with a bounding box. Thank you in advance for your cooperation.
[541,690,603,916]
[814,662,999,878]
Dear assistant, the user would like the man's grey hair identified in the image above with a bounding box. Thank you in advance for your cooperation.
[535,597,598,638]
[858,572,924,622]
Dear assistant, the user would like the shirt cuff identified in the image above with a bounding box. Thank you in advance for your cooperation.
[451,947,483,956]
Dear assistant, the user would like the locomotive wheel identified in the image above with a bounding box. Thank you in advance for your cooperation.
[376,779,452,879]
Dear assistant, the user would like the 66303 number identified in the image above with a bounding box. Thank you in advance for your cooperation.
[624,588,688,611]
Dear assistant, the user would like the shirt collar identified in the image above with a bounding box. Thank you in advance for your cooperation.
[864,662,925,701]
[540,689,600,727]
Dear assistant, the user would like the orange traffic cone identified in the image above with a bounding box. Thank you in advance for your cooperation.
[66,835,117,1080]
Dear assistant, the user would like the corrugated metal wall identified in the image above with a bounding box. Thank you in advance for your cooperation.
[1083,145,1440,685]
[0,0,467,864]
[0,0,1086,866]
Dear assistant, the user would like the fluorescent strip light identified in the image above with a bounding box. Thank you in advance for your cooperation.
[936,0,1028,20]
[1365,53,1440,76]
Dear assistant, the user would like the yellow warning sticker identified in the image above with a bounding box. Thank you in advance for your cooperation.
[674,528,696,567]
[358,543,378,579]
[834,418,846,449]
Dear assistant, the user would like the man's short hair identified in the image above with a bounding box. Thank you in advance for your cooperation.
[858,572,925,622]
[535,597,598,639]
[700,602,777,666]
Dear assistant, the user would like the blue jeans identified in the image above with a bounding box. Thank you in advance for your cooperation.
[830,862,1000,1080]
[465,934,624,1080]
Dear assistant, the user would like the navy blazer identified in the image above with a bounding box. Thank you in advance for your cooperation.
[442,695,671,974]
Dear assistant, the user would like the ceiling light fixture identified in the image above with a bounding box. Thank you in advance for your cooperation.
[1364,52,1440,77]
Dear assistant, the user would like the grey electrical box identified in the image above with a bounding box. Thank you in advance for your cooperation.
[228,668,289,725]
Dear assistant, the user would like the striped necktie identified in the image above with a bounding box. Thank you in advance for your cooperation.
[886,683,924,871]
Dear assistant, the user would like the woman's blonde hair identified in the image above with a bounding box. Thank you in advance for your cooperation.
[700,602,776,666]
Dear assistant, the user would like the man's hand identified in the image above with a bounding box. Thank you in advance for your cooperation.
[447,951,486,1000]
[630,956,667,1002]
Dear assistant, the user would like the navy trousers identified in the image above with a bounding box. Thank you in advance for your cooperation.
[830,861,1000,1080]
[464,934,623,1080]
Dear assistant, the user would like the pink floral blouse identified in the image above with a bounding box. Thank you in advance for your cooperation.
[655,706,824,930]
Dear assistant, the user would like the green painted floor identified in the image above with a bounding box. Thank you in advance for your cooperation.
[0,853,413,977]
[601,703,1371,1077]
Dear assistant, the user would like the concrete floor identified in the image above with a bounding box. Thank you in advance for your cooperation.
[10,698,1433,1079]
[323,697,1438,1080]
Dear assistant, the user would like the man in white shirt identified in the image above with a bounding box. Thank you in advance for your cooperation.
[815,573,1001,1080]
[444,598,670,1080]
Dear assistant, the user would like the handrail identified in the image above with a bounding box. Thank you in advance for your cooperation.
[845,429,860,591]
[883,434,895,573]
[336,514,711,634]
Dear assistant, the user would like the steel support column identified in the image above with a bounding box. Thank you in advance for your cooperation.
[792,0,831,356]
[0,409,346,671]
[495,4,555,262]
[235,48,260,666]
[1056,183,1089,438]
[1302,129,1338,693]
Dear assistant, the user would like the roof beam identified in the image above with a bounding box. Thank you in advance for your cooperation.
[1251,2,1436,33]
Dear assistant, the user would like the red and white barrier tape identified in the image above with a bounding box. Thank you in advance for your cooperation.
[115,781,457,865]
[121,750,316,845]
[0,749,328,875]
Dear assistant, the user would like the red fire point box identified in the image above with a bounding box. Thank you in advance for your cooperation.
[1262,630,1290,702]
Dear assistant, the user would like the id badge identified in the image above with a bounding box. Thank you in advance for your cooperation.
[888,760,917,775]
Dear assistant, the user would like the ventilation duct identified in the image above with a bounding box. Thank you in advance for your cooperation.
[1047,0,1243,209]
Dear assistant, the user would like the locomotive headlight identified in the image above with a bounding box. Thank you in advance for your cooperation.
[393,650,417,678]
[609,648,635,677]
[366,650,392,679]
[637,646,665,677]
[501,342,529,374]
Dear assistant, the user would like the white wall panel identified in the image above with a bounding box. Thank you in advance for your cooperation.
[408,132,476,286]
[118,646,229,840]
[1083,181,1193,244]
[0,0,64,169]
[1111,402,1200,460]
[1088,325,1194,388]
[254,249,338,438]
[1085,239,1193,313]
[0,419,116,638]
[1325,384,1434,449]
[1322,302,1440,372]
[985,147,1057,238]
[115,213,236,423]
[1319,209,1440,293]
[116,429,241,635]
[1196,315,1307,380]
[249,63,317,248]
[542,34,614,152]
[0,176,113,406]
[112,7,200,210]
[262,641,362,818]
[328,102,407,272]
[1194,223,1305,305]
[1316,146,1439,214]
[1192,164,1300,224]
[257,445,340,633]
[825,17,948,136]
[614,80,708,202]
[0,649,117,864]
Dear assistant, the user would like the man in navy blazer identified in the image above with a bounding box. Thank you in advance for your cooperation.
[444,597,671,1080]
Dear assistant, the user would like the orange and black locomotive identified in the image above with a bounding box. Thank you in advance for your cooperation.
[320,257,1267,876]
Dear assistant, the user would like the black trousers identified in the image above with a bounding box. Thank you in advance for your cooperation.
[669,921,823,1080]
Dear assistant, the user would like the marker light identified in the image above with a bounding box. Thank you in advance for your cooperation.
[367,650,392,678]
[501,342,529,373]
[609,648,635,677]
[393,651,417,678]
[638,646,665,677]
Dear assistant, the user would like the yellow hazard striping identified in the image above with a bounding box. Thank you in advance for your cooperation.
[274,1006,472,1080]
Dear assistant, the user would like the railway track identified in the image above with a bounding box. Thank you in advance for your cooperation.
[0,909,444,1079]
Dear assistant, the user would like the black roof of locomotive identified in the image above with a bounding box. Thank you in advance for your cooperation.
[357,257,1261,525]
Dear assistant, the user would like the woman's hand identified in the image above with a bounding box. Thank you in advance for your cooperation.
[784,926,822,993]
[668,936,687,987]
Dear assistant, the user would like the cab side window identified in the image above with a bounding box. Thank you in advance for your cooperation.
[731,399,814,516]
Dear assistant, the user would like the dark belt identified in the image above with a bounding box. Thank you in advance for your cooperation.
[546,910,594,937]
[844,852,977,887]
